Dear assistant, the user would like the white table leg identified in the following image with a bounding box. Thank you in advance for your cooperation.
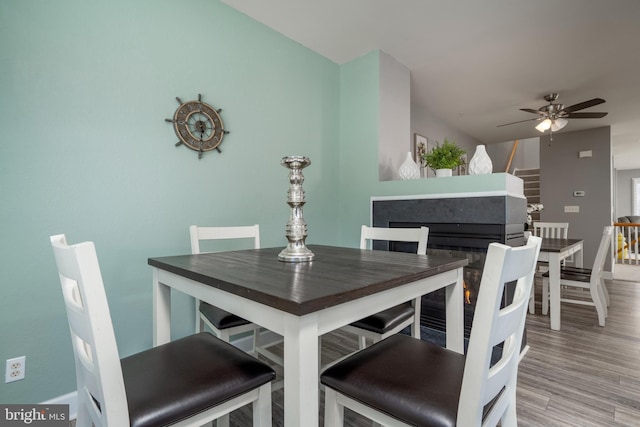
[575,243,584,268]
[445,267,465,353]
[152,268,171,346]
[411,296,421,338]
[549,254,561,331]
[283,314,319,427]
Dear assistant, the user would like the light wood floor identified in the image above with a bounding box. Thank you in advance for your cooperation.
[233,274,640,426]
[71,272,640,426]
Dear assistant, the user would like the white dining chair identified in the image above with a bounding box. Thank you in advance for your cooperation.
[50,234,274,427]
[541,226,613,327]
[534,222,569,239]
[529,221,569,314]
[190,225,284,367]
[321,236,542,427]
[338,225,429,349]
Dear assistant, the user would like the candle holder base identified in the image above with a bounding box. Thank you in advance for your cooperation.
[277,245,315,262]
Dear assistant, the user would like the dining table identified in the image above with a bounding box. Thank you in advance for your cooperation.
[538,237,584,330]
[149,244,467,427]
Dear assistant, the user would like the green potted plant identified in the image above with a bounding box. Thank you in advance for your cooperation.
[422,139,466,177]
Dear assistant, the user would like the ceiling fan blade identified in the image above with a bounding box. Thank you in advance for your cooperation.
[562,98,605,114]
[497,117,539,127]
[565,112,608,119]
[520,108,545,115]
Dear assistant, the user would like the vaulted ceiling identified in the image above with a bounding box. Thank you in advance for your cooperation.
[222,0,640,169]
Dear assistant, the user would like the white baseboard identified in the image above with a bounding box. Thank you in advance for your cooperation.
[42,391,77,421]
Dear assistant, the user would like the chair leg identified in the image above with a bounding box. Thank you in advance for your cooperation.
[541,278,549,316]
[358,335,367,350]
[501,401,518,427]
[591,285,606,327]
[600,277,610,307]
[216,414,230,427]
[597,282,608,318]
[75,402,91,427]
[219,329,231,343]
[324,387,344,427]
[528,284,536,314]
[196,299,204,333]
[253,383,272,427]
[251,327,260,355]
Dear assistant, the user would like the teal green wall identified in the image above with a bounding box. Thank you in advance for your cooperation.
[337,51,381,246]
[0,0,341,403]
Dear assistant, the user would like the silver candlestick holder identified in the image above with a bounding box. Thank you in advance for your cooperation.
[278,155,315,262]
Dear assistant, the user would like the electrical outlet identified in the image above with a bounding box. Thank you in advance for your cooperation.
[5,356,26,383]
[564,205,580,213]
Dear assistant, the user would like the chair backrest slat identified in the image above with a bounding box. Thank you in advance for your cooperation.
[50,234,129,427]
[534,222,569,239]
[190,224,260,254]
[360,225,429,255]
[458,236,542,426]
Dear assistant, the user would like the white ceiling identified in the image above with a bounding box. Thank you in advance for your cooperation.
[221,0,640,170]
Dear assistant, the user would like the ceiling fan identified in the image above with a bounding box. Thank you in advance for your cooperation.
[497,93,608,137]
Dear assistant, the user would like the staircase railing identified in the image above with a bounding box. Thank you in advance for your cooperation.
[614,222,640,265]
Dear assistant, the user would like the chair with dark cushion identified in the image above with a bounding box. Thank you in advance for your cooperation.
[541,226,613,326]
[617,215,640,223]
[51,234,275,427]
[338,225,429,349]
[191,225,284,368]
[321,236,542,427]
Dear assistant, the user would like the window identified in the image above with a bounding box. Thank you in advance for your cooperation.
[633,177,640,215]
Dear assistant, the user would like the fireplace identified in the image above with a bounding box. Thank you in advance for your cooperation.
[372,194,526,341]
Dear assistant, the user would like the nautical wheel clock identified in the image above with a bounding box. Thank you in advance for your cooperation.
[165,94,229,159]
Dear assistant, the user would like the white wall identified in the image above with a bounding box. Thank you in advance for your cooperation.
[378,51,411,181]
[486,137,540,173]
[411,105,483,177]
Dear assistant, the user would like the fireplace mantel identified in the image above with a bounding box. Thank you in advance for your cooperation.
[370,190,527,250]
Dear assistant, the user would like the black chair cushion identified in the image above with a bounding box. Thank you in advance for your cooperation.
[349,302,414,334]
[542,267,592,283]
[122,332,275,427]
[321,334,464,427]
[200,301,251,329]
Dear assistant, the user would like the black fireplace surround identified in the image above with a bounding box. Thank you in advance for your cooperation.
[372,195,526,339]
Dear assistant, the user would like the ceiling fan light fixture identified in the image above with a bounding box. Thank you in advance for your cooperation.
[535,119,552,132]
[551,118,568,131]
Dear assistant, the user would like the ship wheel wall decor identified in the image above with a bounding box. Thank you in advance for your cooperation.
[165,94,230,159]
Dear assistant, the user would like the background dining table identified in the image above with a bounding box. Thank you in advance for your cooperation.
[538,237,584,330]
[149,244,467,427]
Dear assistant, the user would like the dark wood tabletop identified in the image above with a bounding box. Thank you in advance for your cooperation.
[539,238,583,253]
[149,245,467,316]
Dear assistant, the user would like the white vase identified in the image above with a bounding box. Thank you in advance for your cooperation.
[398,151,421,180]
[469,145,493,175]
[435,168,452,177]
